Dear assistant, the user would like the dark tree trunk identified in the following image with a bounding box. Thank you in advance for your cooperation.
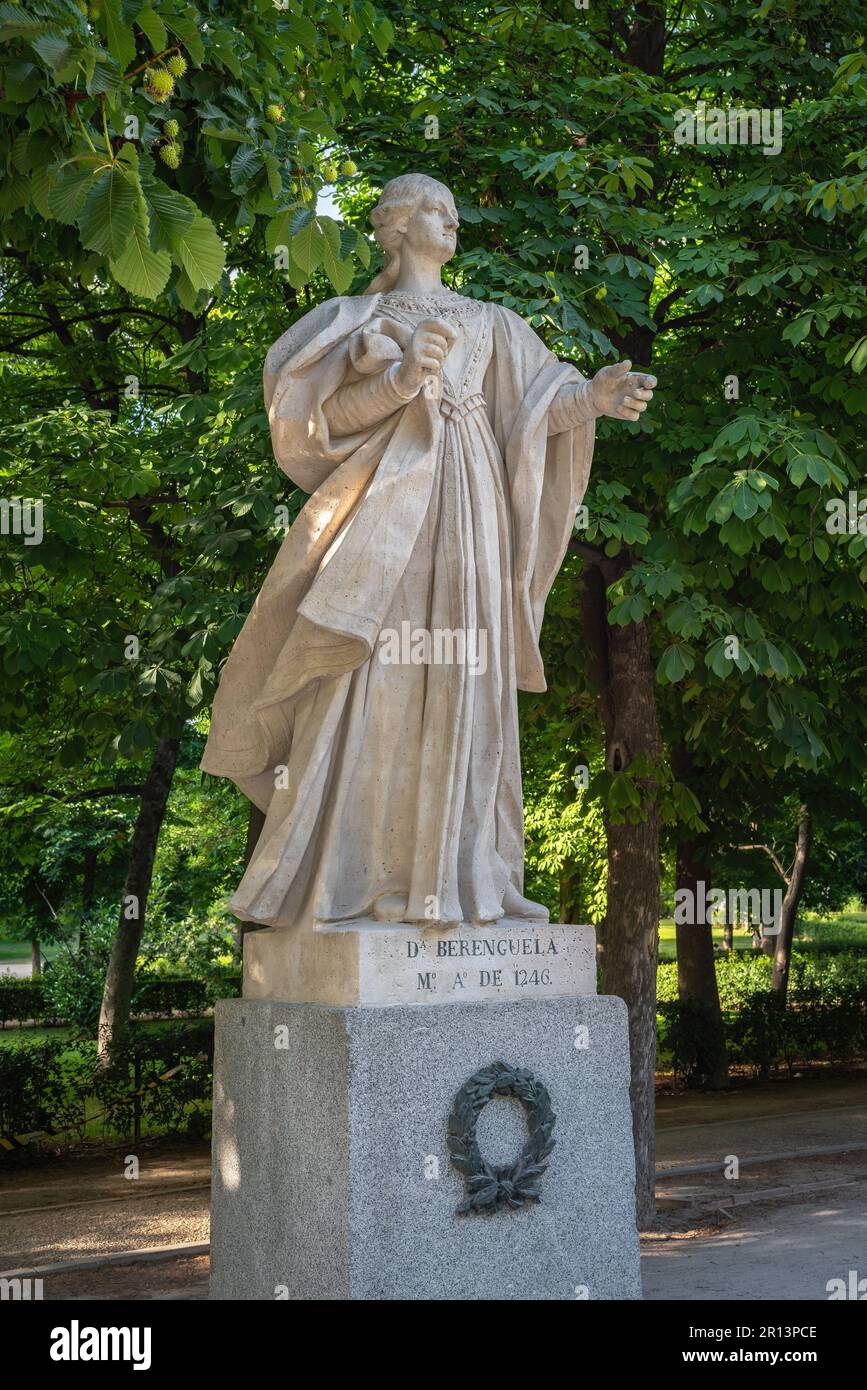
[722,919,734,952]
[559,859,582,924]
[674,840,728,1088]
[581,560,662,1227]
[82,847,97,909]
[581,0,669,1225]
[31,936,41,978]
[80,845,98,950]
[771,805,812,998]
[96,736,181,1066]
[671,744,727,1089]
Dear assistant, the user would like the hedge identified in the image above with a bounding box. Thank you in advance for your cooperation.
[0,973,241,1028]
[657,951,867,1083]
[0,1021,215,1156]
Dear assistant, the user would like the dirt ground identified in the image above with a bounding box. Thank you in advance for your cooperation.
[2,1073,866,1300]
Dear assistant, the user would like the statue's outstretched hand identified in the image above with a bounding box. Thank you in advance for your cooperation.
[589,359,657,422]
[396,317,458,395]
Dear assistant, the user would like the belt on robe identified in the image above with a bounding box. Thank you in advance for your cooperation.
[439,392,486,422]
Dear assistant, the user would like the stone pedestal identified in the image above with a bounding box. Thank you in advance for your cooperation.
[210,994,641,1300]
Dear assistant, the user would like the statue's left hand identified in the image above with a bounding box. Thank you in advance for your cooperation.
[589,360,657,422]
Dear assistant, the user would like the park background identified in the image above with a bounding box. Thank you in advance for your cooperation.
[1,0,866,1235]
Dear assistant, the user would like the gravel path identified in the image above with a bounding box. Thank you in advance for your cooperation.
[643,1182,867,1300]
[0,1190,210,1271]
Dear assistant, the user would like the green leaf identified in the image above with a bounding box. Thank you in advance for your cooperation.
[174,268,204,312]
[783,314,813,346]
[317,216,352,292]
[291,217,325,274]
[87,57,123,96]
[657,644,695,684]
[201,124,248,143]
[165,9,205,66]
[77,166,138,259]
[30,164,52,217]
[706,639,735,679]
[31,33,76,77]
[169,215,226,290]
[136,3,167,51]
[110,220,172,297]
[263,152,282,198]
[281,12,317,50]
[3,59,41,102]
[844,336,867,374]
[731,480,759,520]
[322,250,355,295]
[0,172,28,213]
[46,159,107,224]
[102,0,137,71]
[118,719,154,755]
[230,145,264,190]
[141,174,196,252]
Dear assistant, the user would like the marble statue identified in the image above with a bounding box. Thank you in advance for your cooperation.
[201,173,656,936]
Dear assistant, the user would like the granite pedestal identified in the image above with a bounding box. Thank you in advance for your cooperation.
[210,993,641,1300]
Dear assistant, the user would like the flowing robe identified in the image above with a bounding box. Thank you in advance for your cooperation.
[201,291,596,928]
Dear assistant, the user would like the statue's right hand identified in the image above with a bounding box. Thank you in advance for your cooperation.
[395,317,458,395]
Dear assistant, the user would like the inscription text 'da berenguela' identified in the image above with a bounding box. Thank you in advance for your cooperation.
[406,933,560,995]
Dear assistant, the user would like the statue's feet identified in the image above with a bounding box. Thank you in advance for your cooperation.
[501,883,550,921]
[372,892,410,923]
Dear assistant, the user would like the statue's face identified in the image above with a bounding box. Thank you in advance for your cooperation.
[402,187,460,264]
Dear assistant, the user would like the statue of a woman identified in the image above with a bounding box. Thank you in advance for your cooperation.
[202,173,655,933]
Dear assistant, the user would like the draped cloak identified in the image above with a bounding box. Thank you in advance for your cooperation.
[200,292,596,926]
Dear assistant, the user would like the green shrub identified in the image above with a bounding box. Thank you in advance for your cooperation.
[3,967,240,1027]
[0,977,49,1027]
[657,949,867,1080]
[0,1021,215,1156]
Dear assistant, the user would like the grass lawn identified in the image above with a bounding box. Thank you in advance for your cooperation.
[0,939,61,964]
[657,909,867,960]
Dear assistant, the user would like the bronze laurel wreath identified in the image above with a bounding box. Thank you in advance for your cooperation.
[446,1060,556,1214]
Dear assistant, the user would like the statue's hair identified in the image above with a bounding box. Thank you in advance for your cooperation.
[364,173,454,295]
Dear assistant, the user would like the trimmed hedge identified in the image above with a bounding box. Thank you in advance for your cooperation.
[0,1020,215,1155]
[0,973,241,1028]
[657,951,867,1082]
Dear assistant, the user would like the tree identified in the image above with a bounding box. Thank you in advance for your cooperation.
[332,0,867,1221]
[1,0,397,1060]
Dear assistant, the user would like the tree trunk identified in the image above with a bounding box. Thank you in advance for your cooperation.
[722,919,734,951]
[771,805,812,998]
[82,846,97,909]
[31,936,41,977]
[674,840,728,1088]
[581,561,662,1227]
[80,845,98,950]
[670,744,727,1089]
[559,859,582,924]
[96,735,181,1067]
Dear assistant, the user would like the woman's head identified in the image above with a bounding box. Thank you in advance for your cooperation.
[364,174,459,294]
